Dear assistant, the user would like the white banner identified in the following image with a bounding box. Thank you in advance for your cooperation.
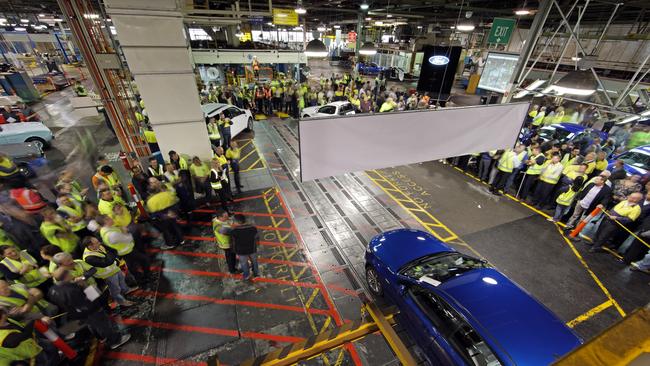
[299,103,529,181]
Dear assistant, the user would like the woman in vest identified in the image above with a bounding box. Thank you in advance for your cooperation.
[0,246,52,295]
[209,160,231,211]
[82,237,136,307]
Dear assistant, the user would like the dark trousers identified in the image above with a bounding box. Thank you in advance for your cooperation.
[86,310,122,345]
[223,247,237,273]
[230,160,242,192]
[532,181,556,207]
[124,250,151,284]
[593,219,623,249]
[222,132,231,150]
[153,217,184,247]
[478,159,492,181]
[272,97,281,111]
[491,171,512,192]
[519,174,539,199]
[213,186,231,211]
[255,99,264,113]
[623,239,649,264]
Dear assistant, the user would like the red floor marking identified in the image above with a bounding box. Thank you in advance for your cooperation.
[104,352,206,366]
[119,318,304,343]
[134,290,332,316]
[180,220,296,232]
[148,248,312,267]
[192,210,290,218]
[183,235,298,248]
[275,190,364,366]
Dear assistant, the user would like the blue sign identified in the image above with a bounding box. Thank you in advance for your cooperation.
[428,55,450,65]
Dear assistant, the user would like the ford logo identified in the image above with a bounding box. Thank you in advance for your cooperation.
[428,55,450,65]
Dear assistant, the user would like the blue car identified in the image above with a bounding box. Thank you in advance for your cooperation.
[607,145,650,176]
[538,123,607,146]
[358,62,384,75]
[365,229,582,366]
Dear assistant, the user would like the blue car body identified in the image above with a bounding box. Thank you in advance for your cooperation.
[358,62,384,75]
[365,229,582,366]
[607,144,650,176]
[539,123,608,145]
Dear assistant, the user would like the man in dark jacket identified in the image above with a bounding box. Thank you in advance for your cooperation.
[48,267,131,350]
[230,214,259,281]
[565,176,612,229]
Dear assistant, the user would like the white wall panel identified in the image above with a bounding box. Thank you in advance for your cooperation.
[122,47,193,74]
[111,15,186,47]
[299,103,530,181]
[149,121,212,160]
[104,0,178,11]
[133,73,204,123]
[192,50,306,65]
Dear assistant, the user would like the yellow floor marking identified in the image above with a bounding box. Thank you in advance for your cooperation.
[555,226,626,317]
[239,148,257,163]
[305,288,321,309]
[566,300,614,328]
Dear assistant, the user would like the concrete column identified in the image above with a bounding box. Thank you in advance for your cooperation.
[104,0,212,159]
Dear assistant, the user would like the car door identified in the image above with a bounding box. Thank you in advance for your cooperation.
[0,123,19,144]
[338,103,355,116]
[225,107,246,137]
[317,105,336,116]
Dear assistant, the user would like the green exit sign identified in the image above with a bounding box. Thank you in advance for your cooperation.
[488,18,516,45]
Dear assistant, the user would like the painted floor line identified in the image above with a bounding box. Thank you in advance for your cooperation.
[147,247,313,267]
[183,235,298,248]
[566,300,614,328]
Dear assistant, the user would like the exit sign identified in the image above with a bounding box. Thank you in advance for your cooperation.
[487,18,516,45]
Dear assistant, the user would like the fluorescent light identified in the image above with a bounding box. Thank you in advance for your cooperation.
[304,39,328,57]
[641,110,650,116]
[84,14,99,19]
[621,116,640,123]
[552,86,596,96]
[360,3,369,10]
[375,21,384,26]
[317,26,326,32]
[456,24,475,31]
[293,26,303,31]
[515,9,531,15]
[571,57,581,61]
[333,25,340,28]
[365,17,372,21]
[513,79,546,99]
[39,14,45,18]
[417,25,423,29]
[53,18,63,22]
[387,14,393,18]
[14,27,26,31]
[450,25,455,29]
[359,42,377,56]
[20,19,29,23]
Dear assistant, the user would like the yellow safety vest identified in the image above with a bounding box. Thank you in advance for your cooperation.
[83,247,121,279]
[526,154,545,175]
[556,188,579,206]
[175,156,189,170]
[94,172,120,188]
[214,154,228,167]
[0,321,42,362]
[585,161,596,175]
[98,196,126,216]
[226,148,241,161]
[190,163,209,178]
[212,219,231,249]
[39,221,79,254]
[497,150,516,173]
[148,165,164,178]
[612,201,641,221]
[56,202,86,232]
[565,170,586,181]
[0,251,47,288]
[595,160,608,171]
[146,191,178,213]
[539,162,564,184]
[532,112,545,126]
[210,169,223,190]
[0,158,18,177]
[53,260,96,286]
[110,207,132,228]
[0,283,51,313]
[0,228,17,247]
[379,102,394,113]
[143,130,157,143]
[207,123,221,140]
[100,227,134,256]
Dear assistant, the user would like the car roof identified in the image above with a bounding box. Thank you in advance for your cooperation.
[431,268,581,365]
[368,229,453,271]
[328,101,351,107]
[551,123,586,133]
[201,103,229,116]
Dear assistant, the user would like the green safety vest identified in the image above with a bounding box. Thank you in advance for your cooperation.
[190,163,210,178]
[497,150,516,173]
[565,170,586,181]
[539,162,563,184]
[207,123,221,140]
[100,227,134,256]
[0,251,47,288]
[0,158,18,177]
[210,169,223,190]
[83,247,121,279]
[0,320,42,362]
[57,202,86,232]
[98,195,125,216]
[379,102,394,113]
[212,219,231,249]
[0,228,17,247]
[146,191,178,213]
[526,154,545,175]
[0,284,51,314]
[176,155,189,170]
[40,222,79,254]
[556,188,578,206]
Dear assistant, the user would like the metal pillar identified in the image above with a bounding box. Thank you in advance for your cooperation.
[57,0,150,158]
[355,13,363,59]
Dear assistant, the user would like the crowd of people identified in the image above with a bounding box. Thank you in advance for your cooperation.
[199,70,446,119]
[453,109,650,274]
[0,141,262,363]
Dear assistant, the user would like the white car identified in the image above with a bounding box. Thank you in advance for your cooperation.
[0,122,54,150]
[301,101,356,119]
[201,103,254,137]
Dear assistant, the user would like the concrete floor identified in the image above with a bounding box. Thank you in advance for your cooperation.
[28,81,649,365]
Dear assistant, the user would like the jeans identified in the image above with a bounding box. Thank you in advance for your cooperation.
[518,174,538,200]
[124,250,151,285]
[478,159,491,181]
[230,160,242,191]
[491,171,511,192]
[238,253,259,279]
[566,204,587,227]
[580,214,603,241]
[153,216,184,247]
[222,130,231,150]
[505,169,521,192]
[105,272,129,304]
[553,204,570,221]
[86,309,122,345]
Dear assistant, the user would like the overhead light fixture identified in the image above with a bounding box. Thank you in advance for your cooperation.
[359,42,377,56]
[513,79,546,99]
[360,3,369,10]
[387,14,393,18]
[53,18,63,22]
[14,27,26,31]
[293,26,303,31]
[295,0,307,14]
[375,21,384,26]
[333,25,340,29]
[450,25,455,29]
[571,56,581,61]
[515,9,531,15]
[551,70,598,96]
[39,14,45,18]
[304,39,328,57]
[20,19,29,23]
[456,23,475,31]
[317,25,326,32]
[417,25,423,29]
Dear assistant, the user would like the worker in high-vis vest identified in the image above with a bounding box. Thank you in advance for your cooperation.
[98,189,126,216]
[51,252,96,287]
[490,145,525,195]
[56,194,91,239]
[0,246,51,294]
[147,157,164,181]
[212,210,238,274]
[519,146,546,200]
[590,192,644,253]
[379,97,397,113]
[0,152,26,187]
[552,176,585,222]
[593,151,609,176]
[218,113,232,149]
[213,146,232,195]
[209,159,231,210]
[207,117,221,147]
[97,215,150,286]
[0,280,55,319]
[0,307,48,365]
[561,147,581,168]
[146,186,184,250]
[92,165,122,193]
[190,156,210,198]
[226,141,243,194]
[82,236,136,307]
[531,154,564,208]
[531,106,546,128]
[39,207,80,256]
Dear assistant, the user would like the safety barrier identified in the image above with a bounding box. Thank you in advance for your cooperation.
[34,319,78,359]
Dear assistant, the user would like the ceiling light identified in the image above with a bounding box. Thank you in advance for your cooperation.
[513,79,546,99]
[417,25,423,29]
[317,25,326,32]
[53,18,63,22]
[360,3,369,10]
[365,17,372,21]
[551,70,597,96]
[333,25,340,29]
[295,0,307,14]
[359,42,377,56]
[293,26,303,31]
[456,24,475,31]
[20,19,29,23]
[14,27,26,31]
[375,21,384,26]
[387,14,393,18]
[304,39,328,57]
[571,57,581,61]
[450,25,455,29]
[515,9,531,15]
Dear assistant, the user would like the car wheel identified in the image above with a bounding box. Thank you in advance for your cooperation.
[366,266,383,297]
[303,114,310,118]
[246,117,254,131]
[25,137,46,150]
